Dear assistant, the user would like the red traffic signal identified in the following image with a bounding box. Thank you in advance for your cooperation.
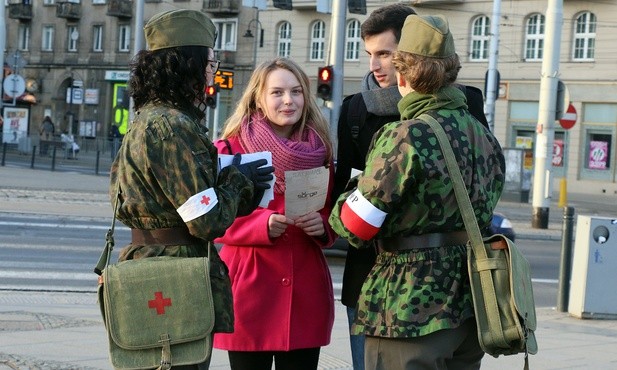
[205,85,217,109]
[317,66,333,101]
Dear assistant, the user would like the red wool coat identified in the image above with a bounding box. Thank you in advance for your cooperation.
[213,137,336,351]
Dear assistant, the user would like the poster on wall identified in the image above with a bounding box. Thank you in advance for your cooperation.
[515,136,534,170]
[552,139,564,167]
[588,141,608,170]
[79,120,97,138]
[2,107,29,144]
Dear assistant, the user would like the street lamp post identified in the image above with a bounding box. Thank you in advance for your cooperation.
[243,15,263,69]
[68,75,74,136]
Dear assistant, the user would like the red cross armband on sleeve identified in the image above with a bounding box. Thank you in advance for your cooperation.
[340,189,387,240]
[177,188,218,222]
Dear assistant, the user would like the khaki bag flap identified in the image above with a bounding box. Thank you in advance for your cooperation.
[103,256,214,350]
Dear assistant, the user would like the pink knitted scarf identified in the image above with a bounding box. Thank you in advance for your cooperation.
[239,113,327,194]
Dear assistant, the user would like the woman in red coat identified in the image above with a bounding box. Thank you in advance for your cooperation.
[213,57,336,370]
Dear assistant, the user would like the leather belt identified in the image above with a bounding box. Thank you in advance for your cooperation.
[377,231,469,252]
[131,227,200,246]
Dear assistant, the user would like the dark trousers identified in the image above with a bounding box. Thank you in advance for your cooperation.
[228,347,320,370]
[364,318,484,370]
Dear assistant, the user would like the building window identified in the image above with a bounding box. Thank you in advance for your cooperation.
[118,24,131,52]
[310,20,325,61]
[524,13,544,61]
[277,22,292,58]
[67,25,79,52]
[580,103,617,181]
[345,19,361,61]
[18,24,30,52]
[470,15,490,61]
[573,11,596,61]
[44,0,55,4]
[93,25,104,52]
[213,19,237,51]
[92,0,106,4]
[42,26,54,52]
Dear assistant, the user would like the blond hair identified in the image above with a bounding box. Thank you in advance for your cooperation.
[220,58,333,162]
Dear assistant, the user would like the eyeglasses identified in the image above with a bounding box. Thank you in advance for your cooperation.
[207,60,220,74]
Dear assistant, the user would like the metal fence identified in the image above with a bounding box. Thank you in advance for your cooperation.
[1,134,119,176]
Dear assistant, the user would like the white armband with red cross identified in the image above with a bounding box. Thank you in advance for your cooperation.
[177,188,218,222]
[340,189,387,240]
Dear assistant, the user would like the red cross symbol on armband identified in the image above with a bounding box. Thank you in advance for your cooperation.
[148,291,172,315]
[201,195,211,205]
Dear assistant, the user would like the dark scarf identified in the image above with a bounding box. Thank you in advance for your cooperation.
[360,72,401,117]
[238,113,327,194]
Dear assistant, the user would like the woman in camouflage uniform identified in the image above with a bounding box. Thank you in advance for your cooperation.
[329,15,506,370]
[109,9,273,369]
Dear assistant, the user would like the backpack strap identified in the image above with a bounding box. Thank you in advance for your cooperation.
[347,93,368,146]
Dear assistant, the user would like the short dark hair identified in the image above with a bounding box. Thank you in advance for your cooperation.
[360,4,416,42]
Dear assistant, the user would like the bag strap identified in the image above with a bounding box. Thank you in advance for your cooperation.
[418,114,530,369]
[93,182,213,276]
[94,183,121,275]
[415,114,486,256]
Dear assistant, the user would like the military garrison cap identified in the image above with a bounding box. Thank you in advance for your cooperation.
[144,9,217,51]
[398,14,455,58]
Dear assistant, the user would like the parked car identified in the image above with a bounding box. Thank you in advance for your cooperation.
[488,212,516,241]
[329,212,516,253]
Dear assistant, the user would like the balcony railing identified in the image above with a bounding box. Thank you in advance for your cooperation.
[203,0,239,14]
[56,2,82,20]
[8,3,33,21]
[107,0,133,19]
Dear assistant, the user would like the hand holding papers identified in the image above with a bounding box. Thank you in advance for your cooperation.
[284,166,329,219]
[218,152,275,208]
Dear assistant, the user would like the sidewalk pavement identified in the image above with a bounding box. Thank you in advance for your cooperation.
[1,165,617,369]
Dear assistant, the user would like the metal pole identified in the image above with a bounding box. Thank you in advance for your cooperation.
[484,0,501,133]
[51,146,57,171]
[532,0,563,228]
[30,145,36,169]
[327,0,345,149]
[557,206,575,312]
[252,10,260,69]
[0,3,5,116]
[129,0,145,123]
[1,143,6,166]
[95,150,100,176]
[68,75,74,136]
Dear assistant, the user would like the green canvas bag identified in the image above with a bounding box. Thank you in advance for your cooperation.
[94,190,215,370]
[419,114,538,369]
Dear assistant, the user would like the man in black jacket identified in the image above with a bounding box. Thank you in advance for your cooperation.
[332,4,489,369]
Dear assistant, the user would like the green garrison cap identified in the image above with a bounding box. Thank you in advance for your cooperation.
[398,14,455,58]
[144,9,216,51]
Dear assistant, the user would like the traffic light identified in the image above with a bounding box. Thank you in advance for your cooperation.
[205,85,217,109]
[317,66,333,101]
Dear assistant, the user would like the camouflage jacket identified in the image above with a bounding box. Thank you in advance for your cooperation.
[329,86,505,337]
[109,103,255,333]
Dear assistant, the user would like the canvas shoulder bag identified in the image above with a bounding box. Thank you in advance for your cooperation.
[419,113,538,369]
[94,187,214,370]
